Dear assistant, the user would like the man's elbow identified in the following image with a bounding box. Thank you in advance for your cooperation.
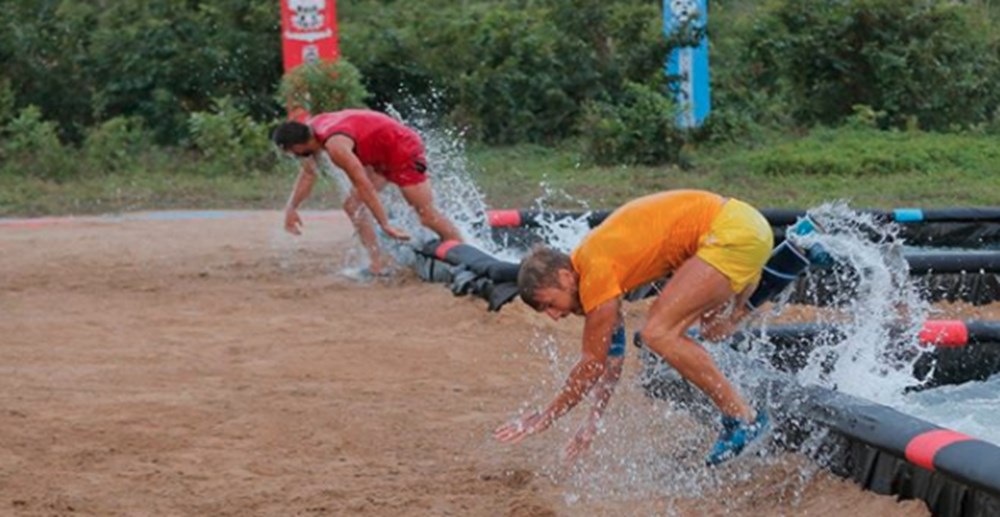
[580,357,607,382]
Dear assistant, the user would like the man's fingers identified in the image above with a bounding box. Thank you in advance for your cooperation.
[498,431,527,444]
[380,226,411,241]
[494,425,520,442]
[494,423,528,443]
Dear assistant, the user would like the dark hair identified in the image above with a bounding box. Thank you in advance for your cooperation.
[517,245,572,310]
[272,121,312,149]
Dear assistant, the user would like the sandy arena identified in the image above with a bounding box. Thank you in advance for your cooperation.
[3,211,964,516]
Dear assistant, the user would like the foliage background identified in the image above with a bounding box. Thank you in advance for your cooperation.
[1,0,999,213]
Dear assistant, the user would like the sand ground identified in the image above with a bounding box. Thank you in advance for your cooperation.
[0,211,949,516]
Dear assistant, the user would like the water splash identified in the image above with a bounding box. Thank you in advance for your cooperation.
[384,103,496,249]
[902,376,1000,444]
[782,202,930,404]
[526,182,594,254]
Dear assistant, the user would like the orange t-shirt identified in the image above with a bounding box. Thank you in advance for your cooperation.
[571,190,725,313]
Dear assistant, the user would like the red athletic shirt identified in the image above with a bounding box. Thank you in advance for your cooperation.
[308,110,423,171]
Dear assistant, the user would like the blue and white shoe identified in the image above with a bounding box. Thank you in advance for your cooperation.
[787,214,832,265]
[705,409,770,466]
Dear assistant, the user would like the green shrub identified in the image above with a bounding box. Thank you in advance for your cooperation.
[0,106,76,180]
[276,59,370,116]
[741,0,1000,130]
[188,97,275,175]
[83,116,153,174]
[0,80,14,127]
[453,9,579,144]
[341,0,672,146]
[580,82,684,165]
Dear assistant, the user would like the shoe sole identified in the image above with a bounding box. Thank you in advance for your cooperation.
[707,420,773,468]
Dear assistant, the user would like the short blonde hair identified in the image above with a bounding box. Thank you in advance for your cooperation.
[517,245,572,310]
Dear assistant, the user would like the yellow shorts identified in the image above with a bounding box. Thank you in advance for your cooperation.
[695,198,774,294]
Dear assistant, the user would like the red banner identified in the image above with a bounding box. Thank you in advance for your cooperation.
[280,0,339,72]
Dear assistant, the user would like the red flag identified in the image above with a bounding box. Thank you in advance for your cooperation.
[280,0,339,72]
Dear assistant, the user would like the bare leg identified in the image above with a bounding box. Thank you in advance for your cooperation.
[638,257,754,421]
[399,181,463,242]
[343,169,391,274]
[699,280,758,342]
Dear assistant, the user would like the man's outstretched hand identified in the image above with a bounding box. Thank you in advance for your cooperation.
[284,208,304,235]
[494,411,551,444]
[563,420,599,462]
[380,224,411,241]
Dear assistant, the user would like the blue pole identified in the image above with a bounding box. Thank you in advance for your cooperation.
[664,0,711,128]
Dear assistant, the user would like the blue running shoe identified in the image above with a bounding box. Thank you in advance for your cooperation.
[787,215,832,265]
[705,409,770,466]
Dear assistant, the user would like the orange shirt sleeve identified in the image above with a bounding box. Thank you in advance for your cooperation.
[569,190,725,314]
[572,253,622,313]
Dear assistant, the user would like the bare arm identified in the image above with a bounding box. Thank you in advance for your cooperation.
[283,159,318,235]
[324,136,391,228]
[585,354,624,421]
[542,300,621,421]
[564,350,624,460]
[495,298,622,443]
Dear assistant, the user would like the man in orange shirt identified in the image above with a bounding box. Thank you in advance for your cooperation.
[494,189,775,466]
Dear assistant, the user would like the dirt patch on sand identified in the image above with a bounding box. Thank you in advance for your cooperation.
[0,212,950,516]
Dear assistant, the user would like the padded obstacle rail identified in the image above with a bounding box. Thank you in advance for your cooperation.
[410,240,520,311]
[731,321,1000,388]
[787,253,1000,306]
[487,208,1000,248]
[636,345,1000,517]
[486,209,610,229]
[905,252,1000,274]
[785,385,1000,517]
[763,207,1000,226]
[743,320,1000,348]
[488,207,1000,227]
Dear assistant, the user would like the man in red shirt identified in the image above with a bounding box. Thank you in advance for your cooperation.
[272,109,463,275]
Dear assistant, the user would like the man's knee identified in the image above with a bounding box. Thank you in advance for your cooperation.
[638,323,686,360]
[416,207,440,227]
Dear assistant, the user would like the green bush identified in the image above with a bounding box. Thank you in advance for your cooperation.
[741,0,1000,130]
[1,0,282,145]
[0,79,14,127]
[580,82,684,165]
[453,9,579,144]
[696,0,794,143]
[188,97,275,175]
[276,59,370,116]
[340,0,672,145]
[83,116,153,174]
[0,106,76,181]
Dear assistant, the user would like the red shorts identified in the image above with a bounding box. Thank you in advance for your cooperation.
[381,137,428,188]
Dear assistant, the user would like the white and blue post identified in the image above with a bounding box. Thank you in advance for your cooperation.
[664,0,711,128]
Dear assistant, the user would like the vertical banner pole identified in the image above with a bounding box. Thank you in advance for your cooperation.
[664,0,710,128]
[279,1,340,119]
[280,0,340,73]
